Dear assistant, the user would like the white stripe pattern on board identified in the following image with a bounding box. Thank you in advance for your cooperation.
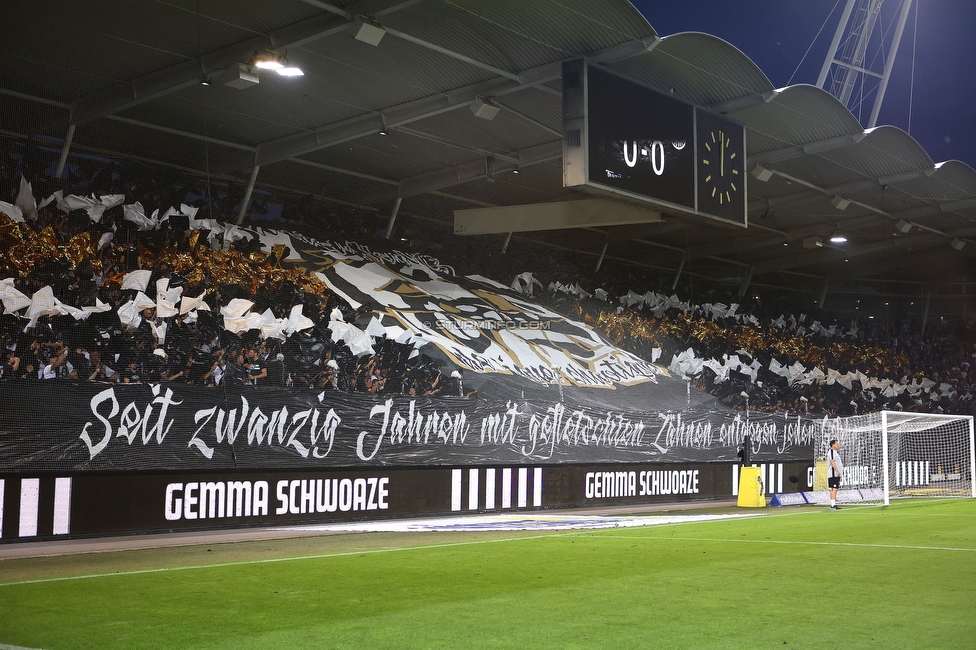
[451,467,543,511]
[895,461,931,487]
[517,468,528,508]
[733,464,785,496]
[451,469,462,511]
[53,477,72,535]
[485,468,496,509]
[18,478,40,538]
[0,477,74,538]
[468,468,479,511]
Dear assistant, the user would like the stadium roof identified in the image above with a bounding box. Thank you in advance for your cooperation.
[2,0,975,297]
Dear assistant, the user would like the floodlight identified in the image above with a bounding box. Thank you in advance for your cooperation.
[254,51,284,70]
[950,238,966,250]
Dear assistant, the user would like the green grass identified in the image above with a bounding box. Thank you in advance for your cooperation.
[2,500,975,649]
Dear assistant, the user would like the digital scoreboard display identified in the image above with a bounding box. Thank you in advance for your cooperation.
[586,66,696,209]
[562,61,747,227]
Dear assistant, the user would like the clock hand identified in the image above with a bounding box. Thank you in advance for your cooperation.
[720,132,724,177]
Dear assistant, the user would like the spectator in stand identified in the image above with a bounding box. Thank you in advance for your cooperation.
[245,346,267,385]
[87,349,117,382]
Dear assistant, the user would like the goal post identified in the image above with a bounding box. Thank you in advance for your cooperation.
[814,411,975,506]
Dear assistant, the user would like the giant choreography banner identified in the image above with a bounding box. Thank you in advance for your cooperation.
[0,383,822,473]
[288,234,663,390]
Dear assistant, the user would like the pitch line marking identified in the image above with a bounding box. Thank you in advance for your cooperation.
[0,532,579,587]
[0,514,759,587]
[595,535,976,553]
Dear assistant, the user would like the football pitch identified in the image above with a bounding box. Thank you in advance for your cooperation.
[1,499,975,649]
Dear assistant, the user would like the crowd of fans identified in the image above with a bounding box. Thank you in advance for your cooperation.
[0,185,456,399]
[588,296,976,417]
[2,146,974,416]
[366,217,976,417]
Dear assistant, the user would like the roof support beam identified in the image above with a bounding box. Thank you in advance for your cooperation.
[888,198,976,222]
[758,168,893,219]
[748,133,864,166]
[2,83,419,197]
[686,213,884,262]
[236,165,261,225]
[604,221,689,243]
[68,0,418,125]
[365,139,562,203]
[213,67,560,173]
[751,222,976,276]
[710,90,776,115]
[839,241,975,283]
[215,37,661,173]
[382,25,522,82]
[750,165,937,215]
[494,101,562,137]
[297,0,352,18]
[825,166,936,196]
[54,124,75,178]
[397,126,521,163]
[454,198,661,236]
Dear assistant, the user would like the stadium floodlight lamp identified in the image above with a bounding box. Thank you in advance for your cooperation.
[829,233,848,244]
[277,65,304,77]
[253,51,304,77]
[253,51,284,70]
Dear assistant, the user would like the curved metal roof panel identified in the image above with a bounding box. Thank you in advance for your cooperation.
[381,0,654,74]
[733,85,863,153]
[929,161,976,198]
[606,32,772,107]
[855,127,936,173]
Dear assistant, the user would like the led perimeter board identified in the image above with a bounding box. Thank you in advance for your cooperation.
[562,60,747,227]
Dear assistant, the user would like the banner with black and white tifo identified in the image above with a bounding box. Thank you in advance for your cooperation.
[0,383,826,473]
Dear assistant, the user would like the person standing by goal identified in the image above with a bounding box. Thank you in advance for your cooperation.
[827,439,844,510]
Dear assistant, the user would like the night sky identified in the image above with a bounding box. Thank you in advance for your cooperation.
[632,0,976,169]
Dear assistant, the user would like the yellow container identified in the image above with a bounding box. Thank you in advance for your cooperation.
[812,458,828,491]
[737,466,766,507]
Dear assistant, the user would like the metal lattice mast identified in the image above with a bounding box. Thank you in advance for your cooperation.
[816,0,915,128]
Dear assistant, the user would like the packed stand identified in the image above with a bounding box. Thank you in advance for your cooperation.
[0,183,456,399]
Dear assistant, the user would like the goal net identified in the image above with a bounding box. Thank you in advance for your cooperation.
[813,412,975,506]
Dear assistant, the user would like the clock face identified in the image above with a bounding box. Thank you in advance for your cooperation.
[696,110,746,225]
[700,129,740,206]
